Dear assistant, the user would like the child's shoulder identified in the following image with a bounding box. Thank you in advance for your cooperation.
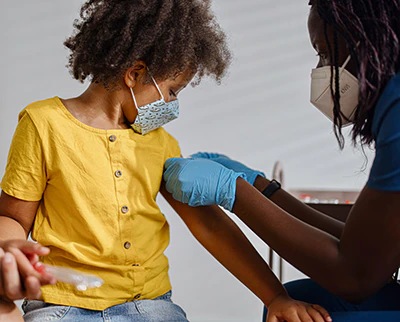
[157,127,179,146]
[20,97,62,121]
[157,128,181,157]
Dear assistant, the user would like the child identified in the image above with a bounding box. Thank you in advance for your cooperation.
[0,0,331,321]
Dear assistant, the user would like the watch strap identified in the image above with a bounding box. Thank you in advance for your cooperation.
[262,179,281,199]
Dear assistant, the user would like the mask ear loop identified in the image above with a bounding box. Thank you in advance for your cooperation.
[130,87,139,109]
[146,66,165,100]
[150,76,165,101]
[341,41,360,71]
[129,70,164,110]
[341,55,352,69]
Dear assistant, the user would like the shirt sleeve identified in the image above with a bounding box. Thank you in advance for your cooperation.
[164,132,181,159]
[367,100,400,191]
[0,111,47,201]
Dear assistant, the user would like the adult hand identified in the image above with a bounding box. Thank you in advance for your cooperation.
[0,240,55,302]
[266,294,332,322]
[191,152,266,185]
[163,158,246,211]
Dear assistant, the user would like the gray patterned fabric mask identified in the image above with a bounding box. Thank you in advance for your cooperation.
[130,76,179,135]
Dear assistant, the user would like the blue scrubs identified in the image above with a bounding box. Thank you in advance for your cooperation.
[367,73,400,191]
[263,73,400,321]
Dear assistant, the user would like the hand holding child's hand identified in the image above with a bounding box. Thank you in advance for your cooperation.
[0,240,56,301]
[266,294,332,322]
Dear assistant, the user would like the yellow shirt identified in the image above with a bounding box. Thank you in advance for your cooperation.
[0,97,181,310]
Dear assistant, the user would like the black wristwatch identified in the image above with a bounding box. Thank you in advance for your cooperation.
[261,179,281,199]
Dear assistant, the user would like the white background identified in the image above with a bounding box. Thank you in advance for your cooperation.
[1,1,374,321]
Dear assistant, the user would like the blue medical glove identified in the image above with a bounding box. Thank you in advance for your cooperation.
[190,152,266,185]
[163,158,246,211]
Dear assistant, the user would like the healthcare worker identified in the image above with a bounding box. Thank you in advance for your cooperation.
[163,0,400,321]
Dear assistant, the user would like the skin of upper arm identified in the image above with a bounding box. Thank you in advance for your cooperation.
[159,183,222,235]
[340,186,400,298]
[0,191,40,238]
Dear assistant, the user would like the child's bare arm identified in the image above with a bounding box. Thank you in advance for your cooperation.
[160,183,286,306]
[0,192,54,303]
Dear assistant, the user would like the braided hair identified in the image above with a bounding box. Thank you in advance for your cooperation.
[64,0,231,88]
[311,0,400,147]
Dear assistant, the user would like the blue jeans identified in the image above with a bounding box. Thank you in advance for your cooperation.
[22,291,189,322]
[263,279,400,322]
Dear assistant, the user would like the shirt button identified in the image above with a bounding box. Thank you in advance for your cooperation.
[115,170,122,178]
[134,294,141,300]
[124,242,131,249]
[121,206,129,213]
[109,135,117,142]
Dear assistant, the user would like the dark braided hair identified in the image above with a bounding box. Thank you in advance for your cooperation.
[311,0,400,148]
[64,0,231,88]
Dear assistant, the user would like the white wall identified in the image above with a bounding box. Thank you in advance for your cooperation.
[1,1,373,321]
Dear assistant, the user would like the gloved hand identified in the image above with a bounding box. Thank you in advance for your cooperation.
[191,152,266,185]
[163,158,246,211]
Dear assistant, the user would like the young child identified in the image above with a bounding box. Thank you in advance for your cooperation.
[0,1,331,321]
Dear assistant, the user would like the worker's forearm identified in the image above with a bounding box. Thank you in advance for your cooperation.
[253,176,344,239]
[233,178,358,297]
[0,216,27,242]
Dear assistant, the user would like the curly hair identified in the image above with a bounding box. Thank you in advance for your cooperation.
[64,0,231,88]
[311,0,400,148]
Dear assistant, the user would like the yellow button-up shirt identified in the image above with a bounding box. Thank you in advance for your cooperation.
[1,97,181,310]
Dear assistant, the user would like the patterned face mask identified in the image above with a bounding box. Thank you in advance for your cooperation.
[130,76,179,135]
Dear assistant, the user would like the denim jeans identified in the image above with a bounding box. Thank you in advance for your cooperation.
[22,291,189,322]
[262,279,400,322]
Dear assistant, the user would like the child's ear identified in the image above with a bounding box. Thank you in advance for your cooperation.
[124,61,147,88]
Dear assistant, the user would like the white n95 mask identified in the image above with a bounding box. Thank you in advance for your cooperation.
[130,76,179,135]
[310,55,359,127]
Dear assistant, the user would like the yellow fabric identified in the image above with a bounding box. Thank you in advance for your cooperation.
[0,97,181,310]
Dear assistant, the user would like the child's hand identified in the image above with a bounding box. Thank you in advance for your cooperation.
[0,240,56,301]
[266,294,332,322]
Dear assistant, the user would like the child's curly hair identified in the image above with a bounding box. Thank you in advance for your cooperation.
[64,0,232,88]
